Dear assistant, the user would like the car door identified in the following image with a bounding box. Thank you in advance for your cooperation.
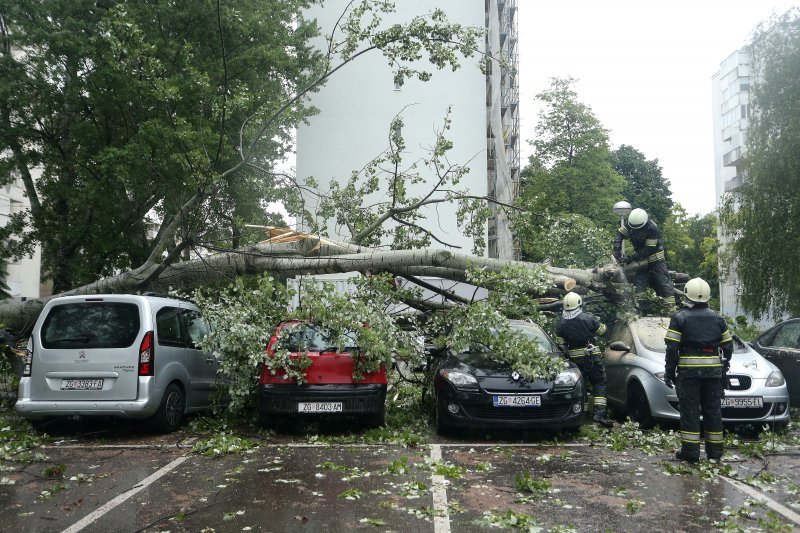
[604,323,635,406]
[757,320,800,404]
[181,306,217,408]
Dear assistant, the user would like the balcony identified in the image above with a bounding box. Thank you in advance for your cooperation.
[723,146,743,167]
[724,176,744,192]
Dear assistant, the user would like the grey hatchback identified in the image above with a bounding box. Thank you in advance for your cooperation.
[16,294,218,432]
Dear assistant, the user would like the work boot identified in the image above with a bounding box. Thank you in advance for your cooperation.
[592,409,613,428]
[675,450,699,464]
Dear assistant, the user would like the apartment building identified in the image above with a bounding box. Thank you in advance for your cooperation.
[296,0,520,259]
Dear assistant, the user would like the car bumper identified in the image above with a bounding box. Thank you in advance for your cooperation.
[15,377,162,420]
[436,384,585,429]
[258,384,386,416]
[649,389,791,424]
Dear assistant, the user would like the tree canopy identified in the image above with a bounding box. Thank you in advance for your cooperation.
[721,7,800,319]
[611,145,672,226]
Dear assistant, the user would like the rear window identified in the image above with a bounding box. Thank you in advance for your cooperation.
[41,302,141,349]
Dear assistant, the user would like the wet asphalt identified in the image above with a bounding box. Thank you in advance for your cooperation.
[1,418,799,533]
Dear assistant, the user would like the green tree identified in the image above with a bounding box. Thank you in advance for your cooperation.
[516,77,624,263]
[520,77,626,224]
[0,1,483,293]
[720,8,800,319]
[662,206,719,298]
[611,145,673,226]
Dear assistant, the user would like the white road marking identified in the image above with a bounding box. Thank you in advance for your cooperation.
[430,444,451,533]
[722,475,800,526]
[60,455,188,533]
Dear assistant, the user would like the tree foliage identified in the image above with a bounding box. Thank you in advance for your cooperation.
[721,8,800,319]
[519,77,626,224]
[611,145,673,226]
[662,206,719,300]
[0,0,484,294]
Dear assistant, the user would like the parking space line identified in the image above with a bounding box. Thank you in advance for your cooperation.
[721,475,800,526]
[61,455,189,533]
[429,444,451,533]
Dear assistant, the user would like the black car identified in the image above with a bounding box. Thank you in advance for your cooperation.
[750,318,800,405]
[432,320,584,435]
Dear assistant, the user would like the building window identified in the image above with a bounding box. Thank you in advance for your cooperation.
[741,105,748,119]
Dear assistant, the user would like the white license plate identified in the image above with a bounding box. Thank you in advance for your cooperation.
[298,402,343,413]
[61,379,103,391]
[722,397,763,408]
[493,395,541,407]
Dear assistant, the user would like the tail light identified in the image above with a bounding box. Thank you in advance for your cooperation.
[22,338,33,377]
[138,331,154,376]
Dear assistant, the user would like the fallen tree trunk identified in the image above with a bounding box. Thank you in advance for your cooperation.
[0,230,678,333]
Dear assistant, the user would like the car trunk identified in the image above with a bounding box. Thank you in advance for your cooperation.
[31,300,143,401]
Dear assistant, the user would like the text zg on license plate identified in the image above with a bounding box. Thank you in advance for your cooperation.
[298,402,343,413]
[61,379,103,390]
[721,396,763,408]
[493,395,541,407]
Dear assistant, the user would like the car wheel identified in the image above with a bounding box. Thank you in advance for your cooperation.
[149,384,185,433]
[627,382,654,430]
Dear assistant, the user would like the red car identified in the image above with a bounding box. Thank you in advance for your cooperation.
[257,321,387,429]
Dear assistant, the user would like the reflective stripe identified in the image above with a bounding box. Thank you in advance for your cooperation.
[645,239,658,246]
[705,431,724,443]
[647,250,665,263]
[665,329,682,342]
[568,347,601,357]
[593,396,607,406]
[721,330,733,343]
[678,356,723,367]
[618,226,629,236]
[596,324,607,336]
[681,431,701,443]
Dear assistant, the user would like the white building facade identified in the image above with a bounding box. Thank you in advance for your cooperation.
[1,172,41,301]
[296,0,519,259]
[712,49,751,322]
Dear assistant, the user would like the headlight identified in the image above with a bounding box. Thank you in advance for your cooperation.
[654,371,666,383]
[554,368,581,390]
[440,370,479,390]
[766,370,785,387]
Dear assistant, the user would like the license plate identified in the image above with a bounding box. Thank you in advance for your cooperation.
[493,395,541,407]
[61,379,103,391]
[298,402,343,413]
[722,397,763,408]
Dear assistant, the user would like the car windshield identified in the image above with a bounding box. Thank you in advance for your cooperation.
[277,323,357,352]
[512,324,556,353]
[634,317,748,353]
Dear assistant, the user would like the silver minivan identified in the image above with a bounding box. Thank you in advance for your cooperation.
[16,294,219,431]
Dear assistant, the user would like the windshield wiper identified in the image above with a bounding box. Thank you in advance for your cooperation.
[49,336,91,344]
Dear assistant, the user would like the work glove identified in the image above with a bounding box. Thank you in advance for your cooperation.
[664,369,676,389]
[723,359,730,373]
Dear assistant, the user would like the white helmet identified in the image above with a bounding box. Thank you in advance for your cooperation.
[684,277,711,303]
[563,292,582,311]
[628,208,648,229]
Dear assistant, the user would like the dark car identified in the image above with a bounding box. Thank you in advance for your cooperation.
[257,321,387,429]
[751,318,800,405]
[432,320,584,435]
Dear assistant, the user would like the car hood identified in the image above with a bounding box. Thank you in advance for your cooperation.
[638,345,779,378]
[441,351,571,387]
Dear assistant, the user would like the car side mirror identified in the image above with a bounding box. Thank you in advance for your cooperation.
[609,341,630,353]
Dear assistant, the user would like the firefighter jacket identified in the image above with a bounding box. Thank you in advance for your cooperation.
[556,311,607,359]
[664,303,733,378]
[613,219,666,264]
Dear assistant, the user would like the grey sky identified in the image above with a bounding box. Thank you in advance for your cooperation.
[518,0,798,215]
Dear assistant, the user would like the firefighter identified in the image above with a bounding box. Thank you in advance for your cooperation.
[664,277,733,463]
[613,208,675,309]
[555,292,612,427]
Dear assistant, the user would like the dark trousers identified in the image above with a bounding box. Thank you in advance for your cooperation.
[633,260,674,298]
[574,357,607,413]
[676,375,724,459]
